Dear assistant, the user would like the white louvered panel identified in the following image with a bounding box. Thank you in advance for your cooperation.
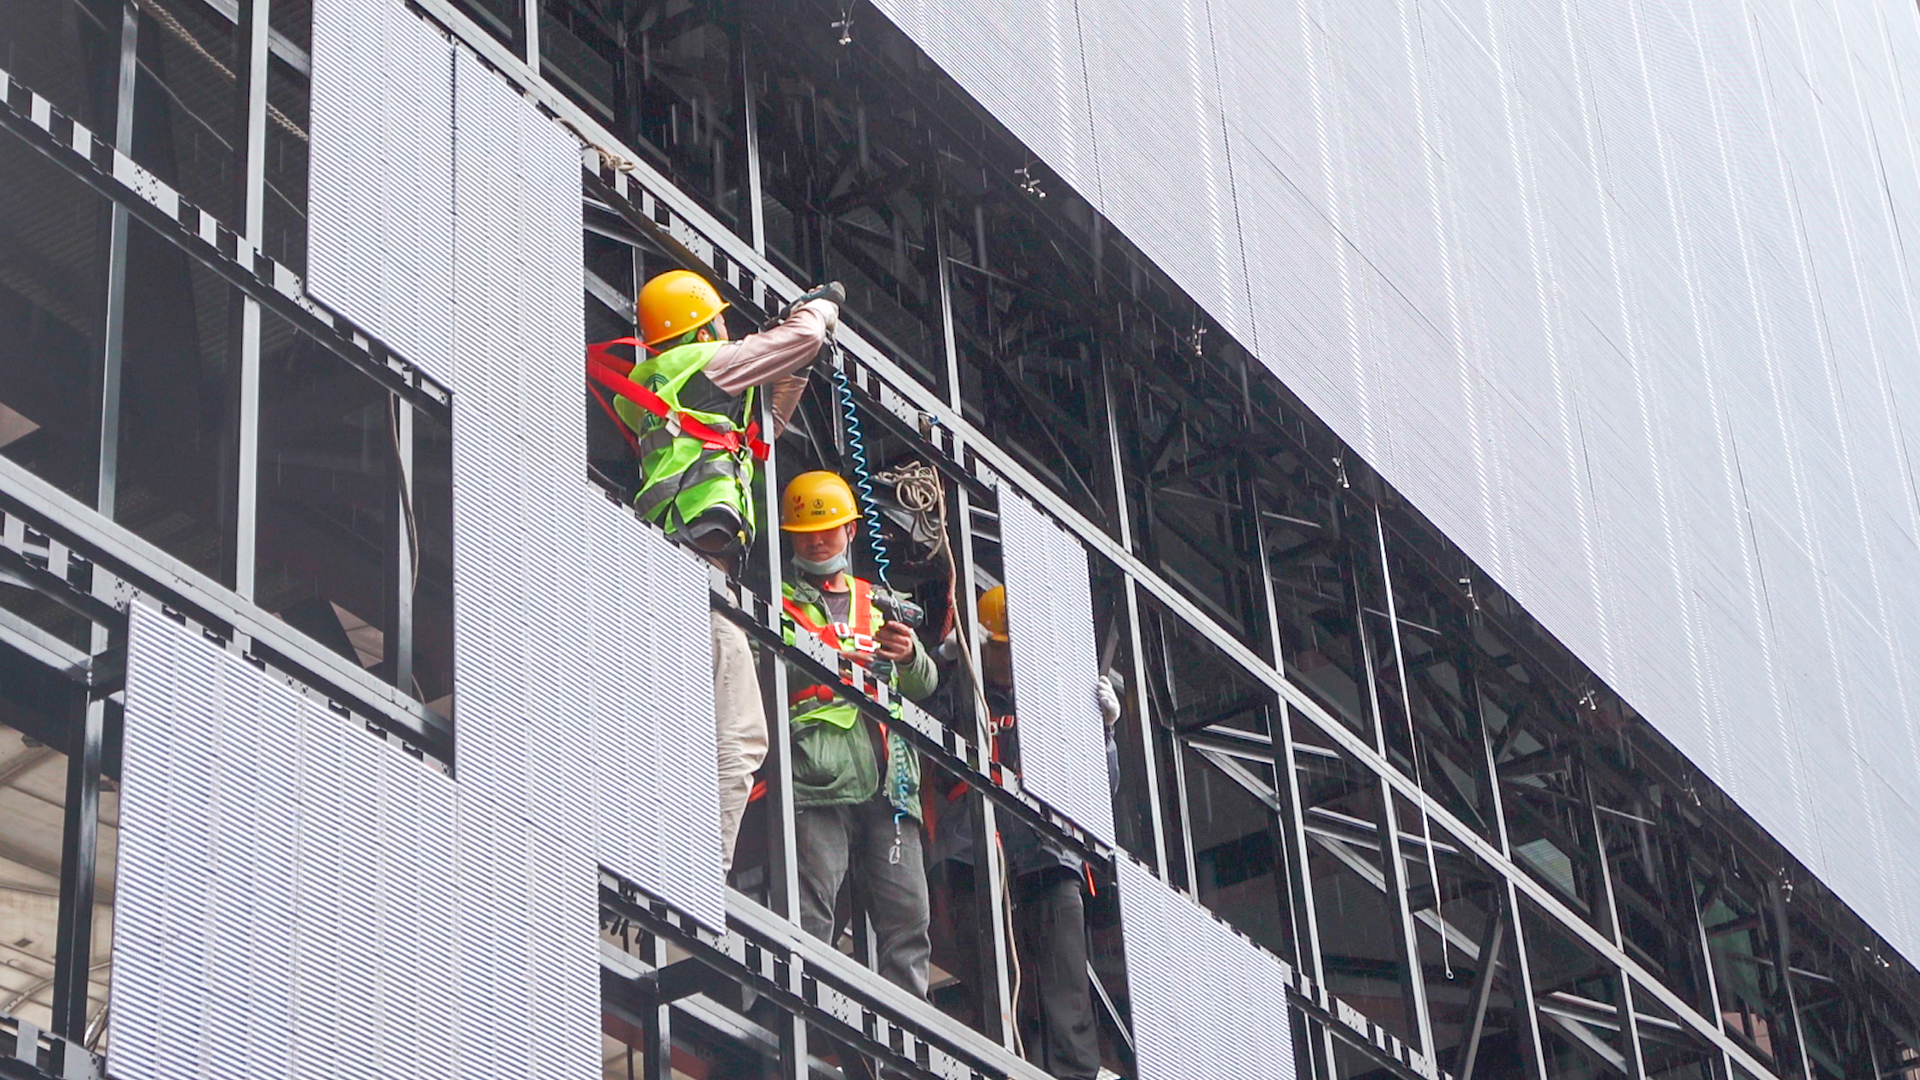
[308,0,456,383]
[248,681,303,1080]
[305,0,383,336]
[380,749,426,1080]
[1117,859,1294,1080]
[875,0,1920,960]
[207,660,262,1080]
[637,517,727,928]
[998,491,1116,845]
[583,491,656,891]
[158,629,218,1080]
[113,606,181,1080]
[867,0,1096,203]
[414,772,460,1080]
[452,791,507,1080]
[292,701,348,1080]
[336,723,387,1073]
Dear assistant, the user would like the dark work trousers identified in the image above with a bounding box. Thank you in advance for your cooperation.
[796,796,933,998]
[1014,866,1101,1080]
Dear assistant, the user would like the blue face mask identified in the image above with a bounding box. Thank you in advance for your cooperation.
[792,550,850,578]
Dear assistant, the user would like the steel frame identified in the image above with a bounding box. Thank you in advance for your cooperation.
[2,0,1919,1078]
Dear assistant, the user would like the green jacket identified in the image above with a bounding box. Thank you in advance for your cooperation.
[782,574,938,819]
[613,339,759,540]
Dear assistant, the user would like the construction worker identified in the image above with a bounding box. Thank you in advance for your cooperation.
[586,270,842,874]
[779,471,939,999]
[930,586,1120,1079]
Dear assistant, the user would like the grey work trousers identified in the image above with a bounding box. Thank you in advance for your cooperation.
[712,610,770,874]
[796,797,933,998]
[1014,867,1101,1080]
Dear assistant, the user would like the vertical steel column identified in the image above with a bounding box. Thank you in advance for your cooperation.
[642,936,675,1080]
[1476,671,1550,1080]
[1584,772,1647,1080]
[936,217,1016,1049]
[231,0,270,599]
[393,399,416,694]
[1097,345,1169,875]
[1769,879,1815,1080]
[740,49,765,256]
[96,5,140,518]
[51,683,105,1039]
[1368,509,1435,1058]
[1686,863,1735,1079]
[1239,362,1336,1078]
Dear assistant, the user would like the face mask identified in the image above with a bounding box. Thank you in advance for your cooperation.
[792,549,850,577]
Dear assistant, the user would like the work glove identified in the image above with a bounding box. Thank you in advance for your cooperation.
[1096,673,1121,729]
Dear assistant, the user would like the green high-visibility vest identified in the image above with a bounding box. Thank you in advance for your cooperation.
[613,339,759,540]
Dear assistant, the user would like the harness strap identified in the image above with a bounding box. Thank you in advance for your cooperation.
[586,340,770,461]
[784,579,879,712]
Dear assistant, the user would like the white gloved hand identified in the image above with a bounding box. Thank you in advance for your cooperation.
[1096,674,1121,728]
[813,299,840,333]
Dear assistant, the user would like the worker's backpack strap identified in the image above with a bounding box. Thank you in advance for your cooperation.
[585,340,770,461]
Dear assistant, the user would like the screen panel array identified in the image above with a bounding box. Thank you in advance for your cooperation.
[1118,857,1296,1080]
[308,0,456,386]
[871,0,1920,966]
[998,490,1116,845]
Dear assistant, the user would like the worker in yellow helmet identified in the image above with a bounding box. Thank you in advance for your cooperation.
[585,271,843,877]
[778,471,939,1000]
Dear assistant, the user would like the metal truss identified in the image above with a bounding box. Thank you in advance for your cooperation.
[603,873,1446,1080]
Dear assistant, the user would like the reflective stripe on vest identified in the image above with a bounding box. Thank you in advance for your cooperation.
[585,338,766,538]
[783,577,875,727]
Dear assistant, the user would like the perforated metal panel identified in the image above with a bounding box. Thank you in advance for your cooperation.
[582,490,727,928]
[875,0,1920,966]
[117,605,461,1080]
[308,0,456,384]
[1117,858,1294,1080]
[998,491,1115,845]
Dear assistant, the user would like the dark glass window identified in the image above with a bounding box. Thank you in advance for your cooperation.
[0,0,121,133]
[0,129,110,503]
[132,0,241,226]
[255,310,396,673]
[115,219,240,583]
[262,44,310,272]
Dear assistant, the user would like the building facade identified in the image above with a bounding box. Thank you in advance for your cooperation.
[0,0,1917,1077]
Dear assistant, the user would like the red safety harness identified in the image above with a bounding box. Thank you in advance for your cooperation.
[585,338,770,461]
[783,577,878,708]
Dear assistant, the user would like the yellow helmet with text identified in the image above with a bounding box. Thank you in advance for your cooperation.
[780,471,860,532]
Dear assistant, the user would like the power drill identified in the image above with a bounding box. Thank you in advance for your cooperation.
[867,591,925,682]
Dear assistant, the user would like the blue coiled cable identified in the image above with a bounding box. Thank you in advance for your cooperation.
[833,357,892,590]
[831,353,913,830]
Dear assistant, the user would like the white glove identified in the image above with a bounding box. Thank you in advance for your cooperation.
[802,297,840,334]
[1096,674,1121,728]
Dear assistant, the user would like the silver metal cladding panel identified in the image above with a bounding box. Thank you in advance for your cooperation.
[582,490,727,929]
[999,492,1115,846]
[308,0,456,384]
[1117,858,1294,1080]
[118,605,462,1080]
[876,0,1920,964]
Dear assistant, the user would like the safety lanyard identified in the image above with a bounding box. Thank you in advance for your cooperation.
[585,339,770,461]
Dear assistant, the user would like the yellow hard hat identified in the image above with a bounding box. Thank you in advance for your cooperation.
[781,471,860,532]
[637,269,728,346]
[978,585,1009,641]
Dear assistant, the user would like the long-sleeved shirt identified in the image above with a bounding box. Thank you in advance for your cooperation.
[703,299,837,434]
